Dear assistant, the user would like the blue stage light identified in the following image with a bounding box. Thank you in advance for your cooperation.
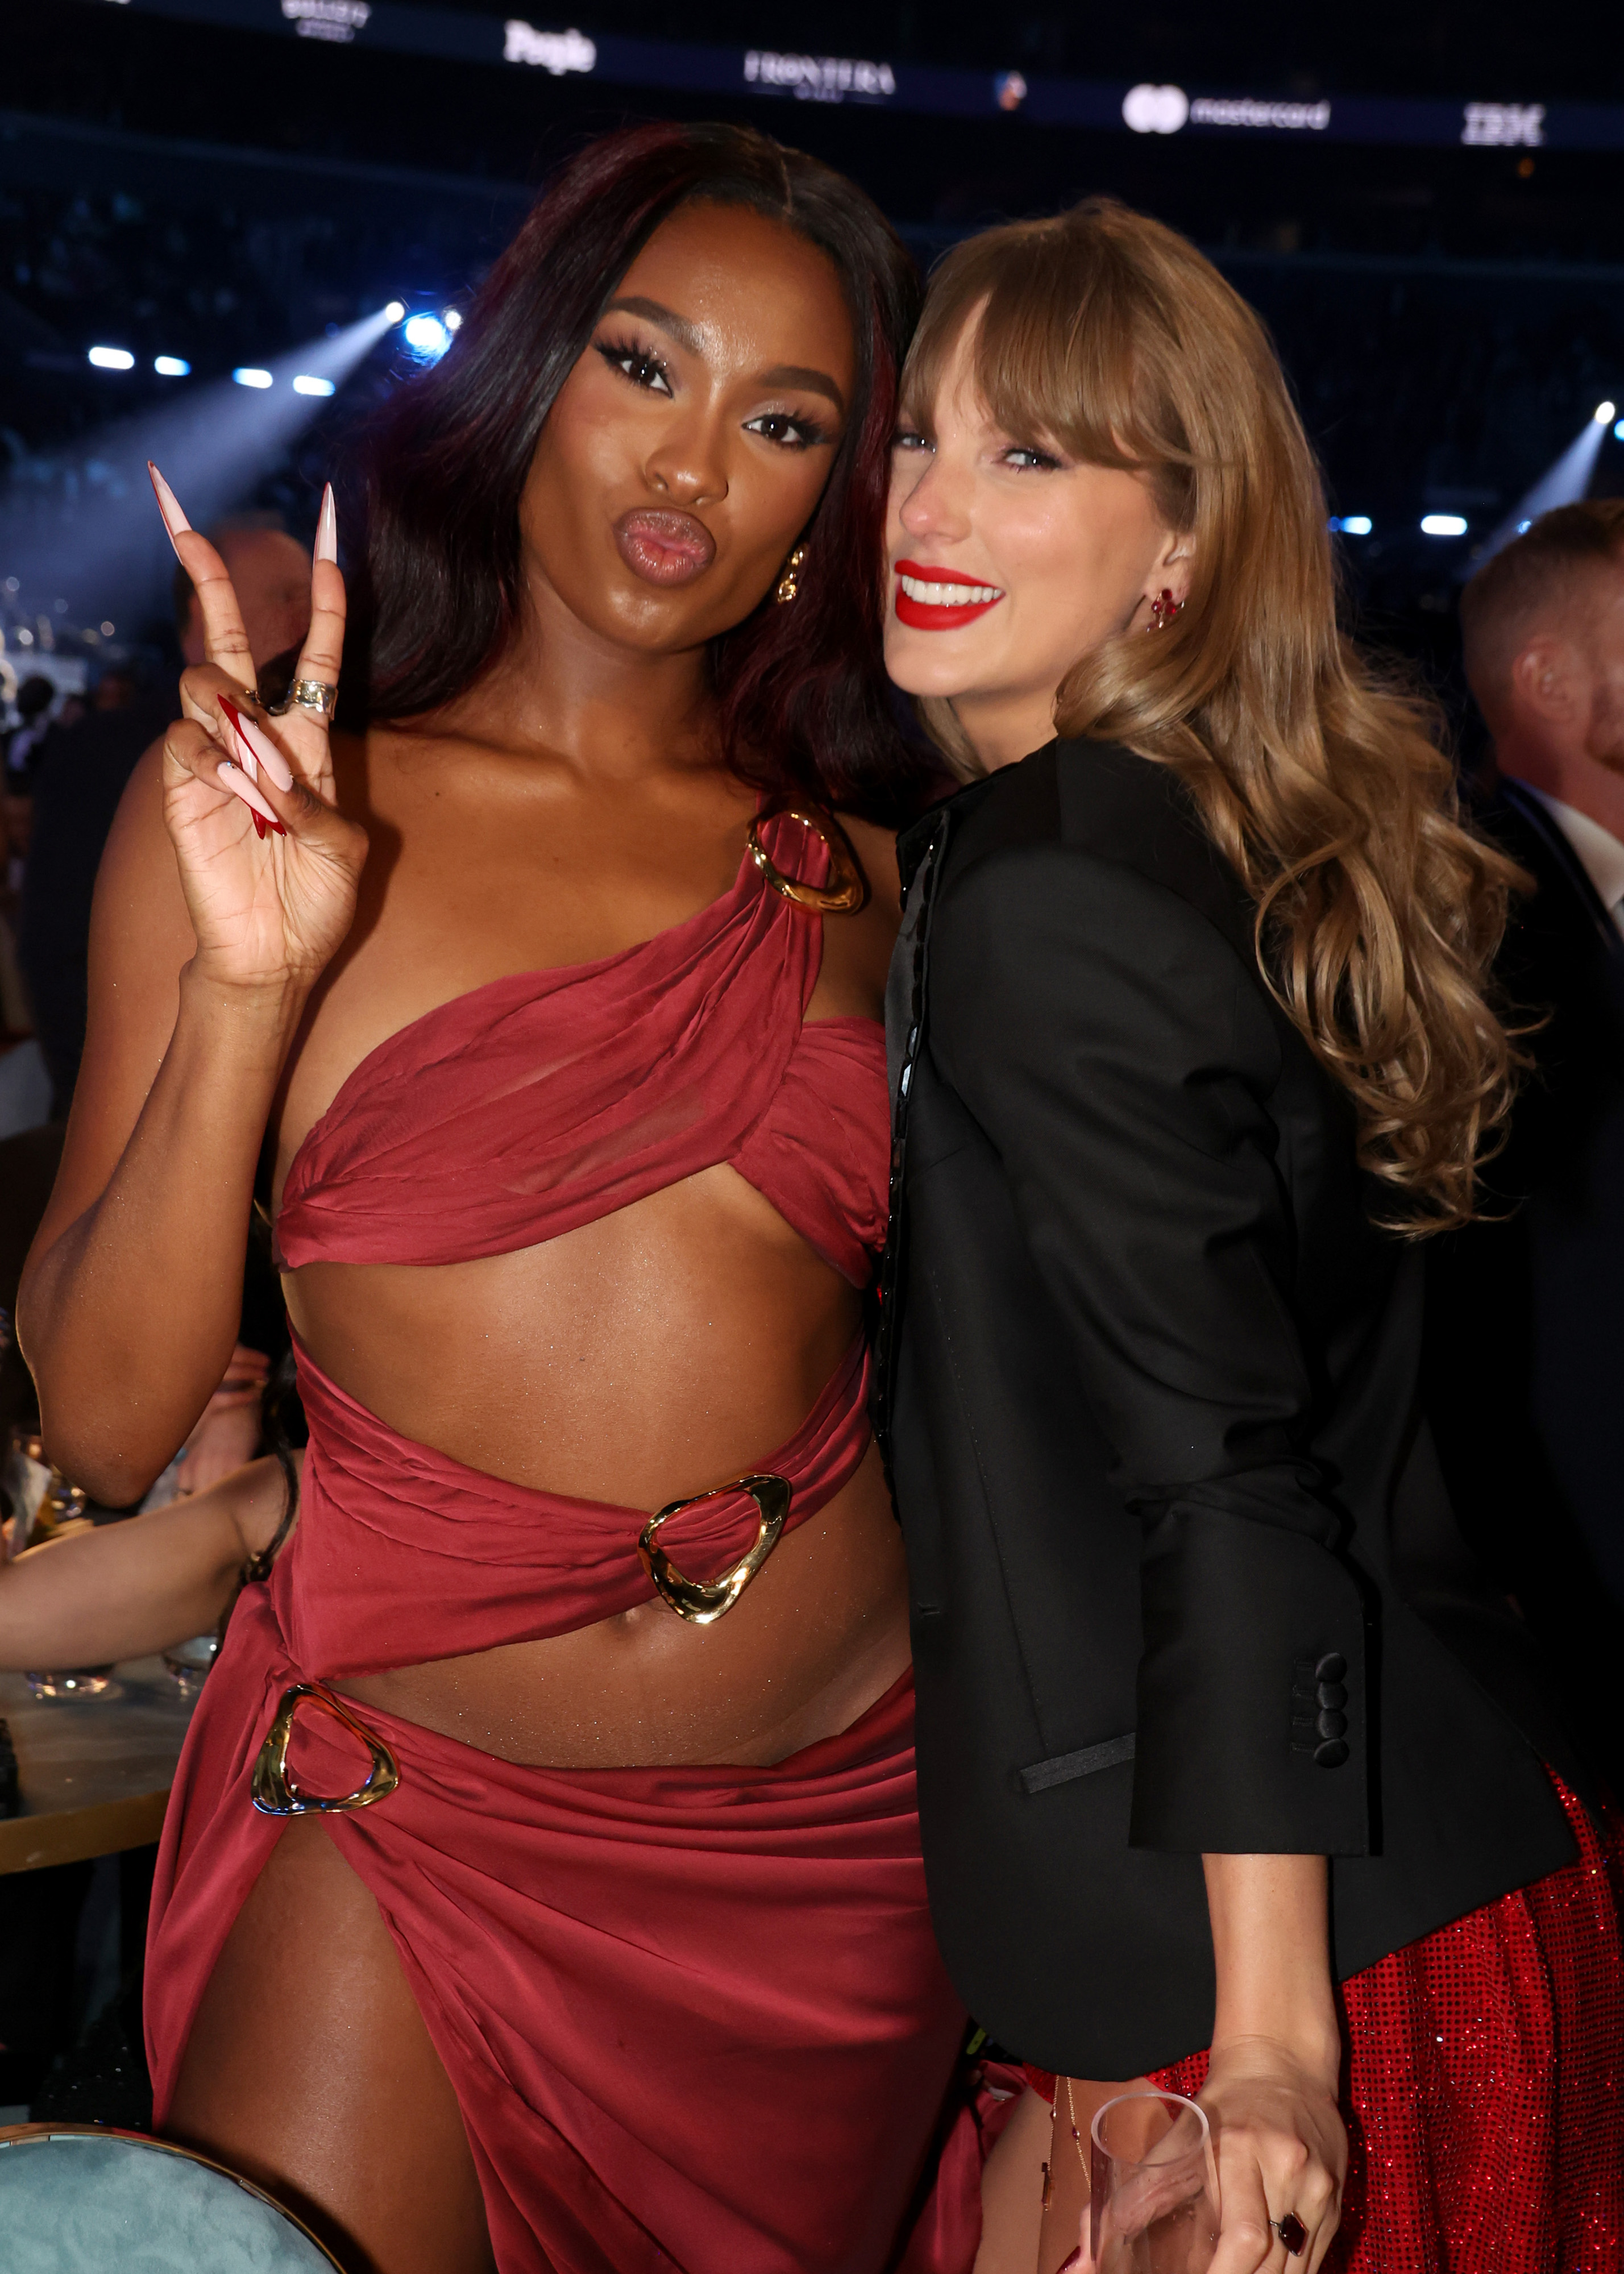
[1594,400,1617,424]
[1421,513,1468,537]
[292,374,337,397]
[443,309,463,332]
[232,367,274,389]
[1615,420,1624,442]
[88,346,135,371]
[1330,515,1373,536]
[402,314,451,360]
[153,355,191,377]
[384,300,406,323]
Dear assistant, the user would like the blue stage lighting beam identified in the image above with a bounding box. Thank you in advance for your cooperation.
[1477,410,1614,565]
[0,302,401,628]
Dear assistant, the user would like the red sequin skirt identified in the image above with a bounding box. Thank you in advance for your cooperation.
[1146,1776,1624,2271]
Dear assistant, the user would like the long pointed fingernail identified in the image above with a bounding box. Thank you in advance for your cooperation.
[148,462,190,558]
[217,760,286,834]
[315,484,337,565]
[219,696,295,791]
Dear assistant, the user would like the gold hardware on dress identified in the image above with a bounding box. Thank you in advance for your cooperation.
[251,1682,401,1816]
[747,802,869,916]
[638,1473,792,1624]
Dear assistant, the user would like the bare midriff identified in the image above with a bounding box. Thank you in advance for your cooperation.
[283,1160,909,1773]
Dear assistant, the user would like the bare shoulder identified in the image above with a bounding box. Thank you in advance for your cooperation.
[838,812,902,925]
[805,811,899,1021]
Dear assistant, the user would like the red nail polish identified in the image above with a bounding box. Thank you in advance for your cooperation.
[251,810,267,840]
[269,818,287,836]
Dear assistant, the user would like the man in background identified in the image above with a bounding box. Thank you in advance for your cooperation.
[17,516,310,1114]
[1427,499,1624,1791]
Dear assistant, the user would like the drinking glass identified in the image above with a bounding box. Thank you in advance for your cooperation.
[7,1429,114,1695]
[163,1631,219,1696]
[1089,2092,1220,2274]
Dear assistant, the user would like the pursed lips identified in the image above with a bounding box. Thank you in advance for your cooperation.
[892,559,1006,630]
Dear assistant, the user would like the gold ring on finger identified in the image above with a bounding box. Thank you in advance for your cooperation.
[276,678,338,720]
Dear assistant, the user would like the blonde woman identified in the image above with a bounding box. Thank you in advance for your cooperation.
[878,201,1624,2272]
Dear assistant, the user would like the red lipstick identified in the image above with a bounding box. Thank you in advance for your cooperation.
[614,508,717,588]
[893,558,1006,631]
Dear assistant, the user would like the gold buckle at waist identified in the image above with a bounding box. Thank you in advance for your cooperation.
[251,1683,401,1817]
[637,1473,792,1625]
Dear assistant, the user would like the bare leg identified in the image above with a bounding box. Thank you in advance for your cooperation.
[975,2086,1050,2274]
[166,1818,495,2274]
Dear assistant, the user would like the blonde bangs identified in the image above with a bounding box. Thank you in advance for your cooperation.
[902,214,1211,521]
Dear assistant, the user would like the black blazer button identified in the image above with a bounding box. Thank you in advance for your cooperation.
[1315,1652,1347,1684]
[1316,1708,1348,1740]
[1316,1682,1347,1710]
[1314,1738,1349,1768]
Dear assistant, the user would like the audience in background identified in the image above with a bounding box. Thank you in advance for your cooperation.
[1427,499,1624,1793]
[16,518,311,1118]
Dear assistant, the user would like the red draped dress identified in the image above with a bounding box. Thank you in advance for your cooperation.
[144,816,1008,2274]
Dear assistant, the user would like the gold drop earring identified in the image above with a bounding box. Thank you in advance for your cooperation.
[775,545,807,605]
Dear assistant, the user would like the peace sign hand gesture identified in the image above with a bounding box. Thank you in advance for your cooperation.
[150,463,368,1002]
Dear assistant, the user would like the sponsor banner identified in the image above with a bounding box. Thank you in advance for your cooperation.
[74,0,1624,155]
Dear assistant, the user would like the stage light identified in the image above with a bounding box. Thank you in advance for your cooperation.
[1479,404,1617,566]
[2,300,405,629]
[292,375,337,397]
[153,356,191,377]
[232,367,273,389]
[443,309,463,332]
[88,346,135,371]
[1518,519,1532,533]
[403,314,451,360]
[100,620,115,636]
[1421,514,1468,537]
[1615,420,1624,442]
[384,300,406,323]
[1330,515,1373,536]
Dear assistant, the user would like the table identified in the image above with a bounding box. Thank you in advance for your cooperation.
[0,1658,198,1874]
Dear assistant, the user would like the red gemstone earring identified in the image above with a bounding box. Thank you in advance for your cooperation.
[1148,588,1185,631]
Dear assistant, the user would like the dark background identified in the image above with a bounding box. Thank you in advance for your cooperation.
[5,0,1624,727]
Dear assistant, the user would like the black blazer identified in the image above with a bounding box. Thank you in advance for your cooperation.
[1424,779,1624,1791]
[877,740,1586,2080]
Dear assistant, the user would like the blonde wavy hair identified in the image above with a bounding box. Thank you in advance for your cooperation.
[905,200,1522,1234]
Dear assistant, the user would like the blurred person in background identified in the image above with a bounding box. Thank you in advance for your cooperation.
[173,513,311,688]
[1427,499,1624,1793]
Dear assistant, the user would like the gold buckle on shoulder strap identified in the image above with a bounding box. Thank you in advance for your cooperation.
[251,1683,401,1817]
[637,1474,792,1625]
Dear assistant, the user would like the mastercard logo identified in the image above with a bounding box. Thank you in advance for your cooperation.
[1122,84,1190,135]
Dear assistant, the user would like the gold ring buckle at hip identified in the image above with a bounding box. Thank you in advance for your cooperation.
[638,1474,792,1624]
[251,1682,401,1816]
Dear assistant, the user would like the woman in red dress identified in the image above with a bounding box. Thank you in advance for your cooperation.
[878,200,1624,2272]
[17,125,1007,2274]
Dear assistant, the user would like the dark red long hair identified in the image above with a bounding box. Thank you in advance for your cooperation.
[356,123,934,823]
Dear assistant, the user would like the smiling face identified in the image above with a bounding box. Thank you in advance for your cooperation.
[519,199,855,659]
[884,316,1190,770]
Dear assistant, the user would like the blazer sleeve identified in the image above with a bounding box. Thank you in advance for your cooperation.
[930,840,1372,1856]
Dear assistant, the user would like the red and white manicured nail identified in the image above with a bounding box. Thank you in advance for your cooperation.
[218,696,295,791]
[148,463,190,559]
[315,484,337,565]
[217,760,286,835]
